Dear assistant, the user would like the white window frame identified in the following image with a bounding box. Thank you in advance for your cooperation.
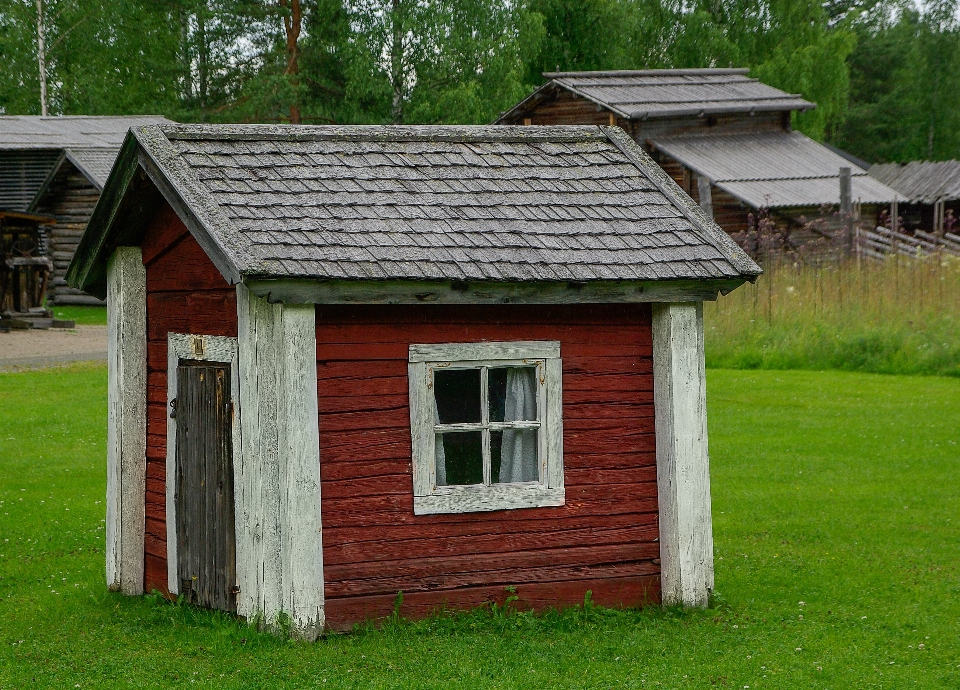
[408,340,564,515]
[165,332,241,595]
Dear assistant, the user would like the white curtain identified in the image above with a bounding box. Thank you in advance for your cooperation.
[498,367,538,483]
[434,397,447,486]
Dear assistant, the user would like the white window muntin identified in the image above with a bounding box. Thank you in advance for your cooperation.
[431,357,546,487]
[409,340,564,515]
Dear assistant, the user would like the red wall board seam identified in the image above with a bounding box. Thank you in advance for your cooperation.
[315,303,660,628]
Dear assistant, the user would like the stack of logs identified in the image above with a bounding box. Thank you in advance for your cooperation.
[0,210,72,330]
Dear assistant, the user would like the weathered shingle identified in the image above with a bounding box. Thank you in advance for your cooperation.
[651,131,898,208]
[109,124,760,284]
[869,160,960,204]
[0,115,173,150]
[497,69,814,123]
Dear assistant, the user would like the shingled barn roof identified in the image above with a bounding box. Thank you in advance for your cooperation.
[868,160,960,204]
[651,131,898,208]
[0,116,172,211]
[497,69,814,124]
[69,124,760,298]
[0,115,173,150]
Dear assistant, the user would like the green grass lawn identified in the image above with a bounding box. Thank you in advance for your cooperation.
[49,306,107,326]
[0,364,958,688]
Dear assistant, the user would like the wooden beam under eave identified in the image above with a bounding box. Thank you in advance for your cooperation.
[243,278,746,306]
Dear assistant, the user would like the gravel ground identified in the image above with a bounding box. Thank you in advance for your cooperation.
[0,325,108,370]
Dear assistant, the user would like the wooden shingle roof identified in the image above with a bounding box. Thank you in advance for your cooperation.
[69,124,760,300]
[651,131,898,208]
[497,69,814,123]
[0,115,173,150]
[868,161,960,204]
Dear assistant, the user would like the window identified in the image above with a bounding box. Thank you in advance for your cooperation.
[408,341,564,515]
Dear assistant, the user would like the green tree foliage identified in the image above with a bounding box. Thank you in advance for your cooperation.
[0,0,958,163]
[834,0,960,163]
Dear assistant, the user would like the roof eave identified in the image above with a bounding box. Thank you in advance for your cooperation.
[244,276,752,306]
[494,80,631,124]
[67,126,246,296]
[25,150,68,213]
[66,134,144,296]
[629,101,814,120]
[600,126,762,279]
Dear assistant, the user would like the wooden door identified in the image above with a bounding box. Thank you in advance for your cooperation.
[174,360,237,612]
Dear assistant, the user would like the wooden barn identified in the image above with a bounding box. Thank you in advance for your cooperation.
[869,160,960,235]
[497,69,898,253]
[68,123,761,638]
[0,115,171,305]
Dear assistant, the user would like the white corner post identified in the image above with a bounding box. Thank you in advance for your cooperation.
[236,284,324,640]
[652,302,714,608]
[106,247,147,595]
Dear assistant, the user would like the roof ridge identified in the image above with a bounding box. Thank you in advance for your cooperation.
[544,68,751,78]
[160,123,608,143]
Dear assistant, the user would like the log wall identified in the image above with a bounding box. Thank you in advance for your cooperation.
[142,202,238,594]
[502,88,784,145]
[316,303,661,630]
[33,163,104,305]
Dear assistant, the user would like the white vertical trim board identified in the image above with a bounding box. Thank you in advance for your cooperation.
[236,284,324,640]
[106,246,147,596]
[652,302,714,608]
[164,333,241,595]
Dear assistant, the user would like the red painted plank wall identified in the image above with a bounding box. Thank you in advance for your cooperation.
[141,202,238,594]
[316,304,660,630]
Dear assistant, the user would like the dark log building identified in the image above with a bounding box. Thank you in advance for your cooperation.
[0,116,171,305]
[498,69,898,256]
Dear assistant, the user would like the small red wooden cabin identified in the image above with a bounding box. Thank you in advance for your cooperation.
[68,124,760,638]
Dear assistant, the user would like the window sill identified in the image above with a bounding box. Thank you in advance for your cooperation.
[413,484,565,516]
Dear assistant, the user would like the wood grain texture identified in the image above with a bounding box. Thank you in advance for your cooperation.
[32,166,104,305]
[165,333,241,596]
[142,203,238,598]
[237,286,324,640]
[106,246,147,595]
[652,302,713,608]
[317,303,660,629]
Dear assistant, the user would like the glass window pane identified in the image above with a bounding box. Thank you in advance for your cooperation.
[495,429,538,483]
[489,366,538,422]
[434,368,481,424]
[436,431,483,486]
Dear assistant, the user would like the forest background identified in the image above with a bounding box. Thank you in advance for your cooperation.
[1,0,959,166]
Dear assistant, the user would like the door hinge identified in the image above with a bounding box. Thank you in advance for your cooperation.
[169,398,177,419]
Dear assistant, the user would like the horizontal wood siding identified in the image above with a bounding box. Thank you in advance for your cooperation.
[632,111,784,143]
[143,202,237,594]
[503,89,785,144]
[33,165,104,305]
[505,90,628,128]
[316,304,660,630]
[712,188,751,235]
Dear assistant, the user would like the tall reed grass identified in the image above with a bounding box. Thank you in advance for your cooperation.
[705,256,960,376]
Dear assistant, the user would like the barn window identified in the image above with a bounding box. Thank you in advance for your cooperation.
[408,341,564,515]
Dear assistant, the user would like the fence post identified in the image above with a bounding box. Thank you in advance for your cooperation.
[840,167,852,259]
[891,197,899,257]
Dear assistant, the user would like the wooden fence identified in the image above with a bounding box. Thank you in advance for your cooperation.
[859,225,960,260]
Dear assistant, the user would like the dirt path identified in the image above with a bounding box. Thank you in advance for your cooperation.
[0,325,108,370]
